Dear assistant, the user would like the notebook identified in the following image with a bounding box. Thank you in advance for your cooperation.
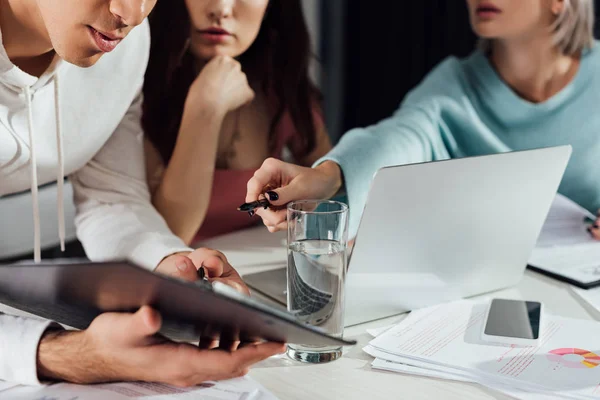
[528,194,600,289]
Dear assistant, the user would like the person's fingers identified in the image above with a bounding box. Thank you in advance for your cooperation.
[198,337,220,350]
[169,342,286,386]
[246,158,305,205]
[211,277,250,296]
[246,168,276,203]
[219,340,240,352]
[589,222,600,240]
[246,166,274,203]
[258,160,307,206]
[272,221,288,232]
[239,334,260,347]
[187,249,229,278]
[159,255,198,282]
[109,306,162,346]
[197,248,228,263]
[262,184,304,208]
[201,255,226,279]
[256,210,288,232]
[225,342,286,368]
[198,342,286,377]
[254,208,287,227]
[238,340,261,349]
[218,332,240,352]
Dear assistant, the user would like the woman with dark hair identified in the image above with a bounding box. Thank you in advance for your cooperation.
[143,0,331,244]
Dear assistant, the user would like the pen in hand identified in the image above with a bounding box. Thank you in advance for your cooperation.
[197,265,209,281]
[237,198,270,216]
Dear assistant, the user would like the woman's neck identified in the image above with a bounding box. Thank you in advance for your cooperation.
[490,36,580,103]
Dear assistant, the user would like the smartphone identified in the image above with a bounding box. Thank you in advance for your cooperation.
[481,298,544,347]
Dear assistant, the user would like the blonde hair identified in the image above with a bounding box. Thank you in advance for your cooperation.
[479,0,595,55]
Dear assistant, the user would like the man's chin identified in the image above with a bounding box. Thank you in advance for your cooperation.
[62,52,103,68]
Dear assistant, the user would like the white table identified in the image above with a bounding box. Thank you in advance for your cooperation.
[198,226,598,400]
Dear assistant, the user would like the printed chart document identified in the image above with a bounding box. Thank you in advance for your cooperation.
[370,358,568,400]
[528,194,600,288]
[366,300,600,399]
[0,377,278,400]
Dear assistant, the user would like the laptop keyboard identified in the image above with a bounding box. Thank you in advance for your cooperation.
[288,262,333,317]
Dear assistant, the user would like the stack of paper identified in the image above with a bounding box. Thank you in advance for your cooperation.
[571,286,600,317]
[364,300,600,400]
[534,194,596,248]
[0,376,278,400]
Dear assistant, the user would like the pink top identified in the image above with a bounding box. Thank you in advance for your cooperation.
[194,110,323,240]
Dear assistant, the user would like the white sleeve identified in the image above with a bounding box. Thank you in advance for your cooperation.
[71,91,191,270]
[0,314,58,385]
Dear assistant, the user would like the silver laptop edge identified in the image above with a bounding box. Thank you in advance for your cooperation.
[245,146,572,327]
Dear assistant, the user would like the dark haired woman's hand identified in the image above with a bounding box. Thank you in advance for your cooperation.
[186,55,255,116]
[245,158,343,232]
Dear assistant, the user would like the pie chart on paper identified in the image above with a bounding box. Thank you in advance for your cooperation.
[547,348,600,369]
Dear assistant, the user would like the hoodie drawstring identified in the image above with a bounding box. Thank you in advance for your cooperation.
[54,76,65,252]
[24,86,41,263]
[24,75,65,263]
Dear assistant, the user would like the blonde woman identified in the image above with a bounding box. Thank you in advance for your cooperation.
[245,0,600,238]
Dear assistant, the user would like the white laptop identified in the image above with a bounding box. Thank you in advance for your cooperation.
[244,146,572,326]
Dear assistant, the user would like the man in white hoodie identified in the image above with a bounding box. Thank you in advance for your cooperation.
[0,0,284,387]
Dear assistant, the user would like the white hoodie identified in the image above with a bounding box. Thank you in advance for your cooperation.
[0,21,191,384]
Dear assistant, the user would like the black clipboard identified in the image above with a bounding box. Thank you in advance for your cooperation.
[527,264,600,290]
[0,260,355,346]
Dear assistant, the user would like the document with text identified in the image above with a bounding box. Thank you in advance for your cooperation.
[529,194,600,287]
[0,377,278,400]
[369,300,600,399]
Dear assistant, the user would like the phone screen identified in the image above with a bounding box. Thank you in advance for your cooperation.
[484,299,541,339]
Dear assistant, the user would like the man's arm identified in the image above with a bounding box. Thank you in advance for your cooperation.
[35,307,285,386]
[37,330,91,384]
[70,91,192,270]
[69,90,254,284]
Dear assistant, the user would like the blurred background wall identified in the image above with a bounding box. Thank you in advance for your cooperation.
[312,0,600,142]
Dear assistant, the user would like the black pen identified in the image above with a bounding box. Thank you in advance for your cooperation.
[237,198,270,214]
[197,265,209,281]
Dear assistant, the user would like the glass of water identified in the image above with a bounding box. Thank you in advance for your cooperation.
[286,200,349,363]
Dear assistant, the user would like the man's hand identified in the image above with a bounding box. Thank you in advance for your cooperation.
[38,307,285,386]
[155,248,249,295]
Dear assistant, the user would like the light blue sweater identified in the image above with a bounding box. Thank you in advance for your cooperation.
[320,43,600,237]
